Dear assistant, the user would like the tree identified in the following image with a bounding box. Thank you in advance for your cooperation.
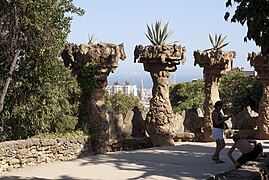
[219,70,262,113]
[225,0,269,54]
[105,92,144,116]
[225,0,269,139]
[170,80,205,113]
[0,0,84,140]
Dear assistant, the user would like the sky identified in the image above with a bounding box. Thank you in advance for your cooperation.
[67,0,260,88]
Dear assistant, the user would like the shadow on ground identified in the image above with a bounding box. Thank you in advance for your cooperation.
[3,139,267,180]
[0,176,84,180]
[75,142,237,179]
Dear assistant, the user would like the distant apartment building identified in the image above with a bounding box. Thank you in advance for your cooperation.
[238,67,257,76]
[137,78,152,109]
[107,80,138,96]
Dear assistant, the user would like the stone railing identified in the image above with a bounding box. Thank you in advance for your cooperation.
[0,136,152,174]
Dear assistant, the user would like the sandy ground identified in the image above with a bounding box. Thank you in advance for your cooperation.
[1,139,269,180]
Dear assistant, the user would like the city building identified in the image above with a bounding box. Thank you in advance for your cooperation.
[138,78,152,109]
[107,78,152,109]
[107,80,138,96]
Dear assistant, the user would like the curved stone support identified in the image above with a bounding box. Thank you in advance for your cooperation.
[248,52,269,139]
[194,50,236,141]
[62,42,126,153]
[134,44,186,146]
[146,70,174,146]
[202,72,221,141]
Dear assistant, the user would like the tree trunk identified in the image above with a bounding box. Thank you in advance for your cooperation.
[0,50,20,126]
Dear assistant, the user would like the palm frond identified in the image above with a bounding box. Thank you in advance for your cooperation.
[145,33,156,45]
[155,21,161,44]
[219,35,227,46]
[145,20,178,45]
[151,24,157,44]
[217,42,229,50]
[209,34,214,48]
[216,34,222,48]
[206,33,229,51]
[214,34,218,47]
[161,22,169,40]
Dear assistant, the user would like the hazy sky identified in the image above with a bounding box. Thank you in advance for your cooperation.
[67,0,260,86]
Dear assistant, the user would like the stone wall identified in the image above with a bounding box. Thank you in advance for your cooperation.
[0,136,92,173]
[0,136,152,174]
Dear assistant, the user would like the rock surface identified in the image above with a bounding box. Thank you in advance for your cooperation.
[210,156,269,179]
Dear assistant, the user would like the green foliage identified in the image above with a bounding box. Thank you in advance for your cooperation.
[77,63,97,93]
[0,0,84,140]
[2,60,81,140]
[76,63,97,132]
[170,80,205,113]
[32,130,86,139]
[225,0,269,53]
[205,33,229,51]
[105,92,144,116]
[219,70,262,113]
[145,20,178,45]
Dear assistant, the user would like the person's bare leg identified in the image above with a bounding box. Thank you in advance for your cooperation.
[212,140,221,160]
[212,139,225,162]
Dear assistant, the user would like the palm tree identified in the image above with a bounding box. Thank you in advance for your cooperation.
[145,20,178,45]
[205,33,229,51]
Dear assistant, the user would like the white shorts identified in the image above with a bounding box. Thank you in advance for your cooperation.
[212,127,224,140]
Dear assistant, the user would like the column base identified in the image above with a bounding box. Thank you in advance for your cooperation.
[149,134,175,147]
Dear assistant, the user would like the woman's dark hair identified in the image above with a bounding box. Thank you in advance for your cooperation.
[214,101,223,108]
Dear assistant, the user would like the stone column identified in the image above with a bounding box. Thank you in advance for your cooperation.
[248,52,269,139]
[202,69,222,141]
[134,44,186,146]
[194,50,236,141]
[146,70,174,146]
[62,43,126,153]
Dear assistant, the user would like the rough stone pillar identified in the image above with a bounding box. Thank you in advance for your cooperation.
[134,44,186,146]
[89,87,109,153]
[61,43,126,153]
[202,69,222,141]
[248,52,269,139]
[146,70,174,146]
[194,50,236,141]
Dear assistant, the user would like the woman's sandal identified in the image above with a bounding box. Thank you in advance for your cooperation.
[215,160,225,163]
[211,157,225,163]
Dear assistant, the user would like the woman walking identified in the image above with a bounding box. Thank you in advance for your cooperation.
[211,100,231,163]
